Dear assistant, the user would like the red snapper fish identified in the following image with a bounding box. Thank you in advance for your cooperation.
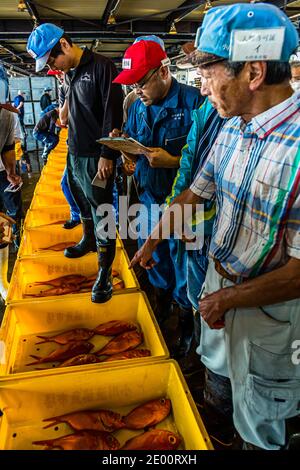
[58,354,101,368]
[93,320,138,336]
[35,328,94,345]
[24,284,81,298]
[42,409,125,432]
[32,431,120,450]
[123,398,171,429]
[40,242,77,251]
[26,341,94,366]
[96,330,143,356]
[103,349,151,362]
[30,274,87,288]
[121,429,182,450]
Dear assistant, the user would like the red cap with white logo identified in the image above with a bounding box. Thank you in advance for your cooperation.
[113,40,169,85]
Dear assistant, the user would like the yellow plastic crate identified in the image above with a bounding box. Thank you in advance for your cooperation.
[18,225,122,258]
[0,290,168,378]
[34,181,64,197]
[35,174,61,190]
[6,249,139,303]
[40,168,63,180]
[44,160,66,171]
[24,205,71,229]
[30,192,67,209]
[47,151,66,159]
[0,360,212,450]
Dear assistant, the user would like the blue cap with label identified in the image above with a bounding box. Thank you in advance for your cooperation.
[195,3,298,65]
[27,23,64,72]
[133,35,165,51]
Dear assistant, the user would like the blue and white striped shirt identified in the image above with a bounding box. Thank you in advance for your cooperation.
[191,92,300,279]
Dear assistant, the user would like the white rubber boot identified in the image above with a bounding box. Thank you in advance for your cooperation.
[0,245,9,301]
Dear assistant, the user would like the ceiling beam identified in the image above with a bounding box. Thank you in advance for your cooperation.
[165,0,204,27]
[24,1,41,26]
[102,0,122,26]
[0,18,199,40]
[271,0,297,9]
[0,59,34,76]
[0,41,25,62]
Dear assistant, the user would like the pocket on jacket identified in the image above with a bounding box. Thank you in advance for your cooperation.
[245,341,300,420]
[164,125,190,155]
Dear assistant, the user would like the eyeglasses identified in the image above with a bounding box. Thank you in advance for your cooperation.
[132,67,160,90]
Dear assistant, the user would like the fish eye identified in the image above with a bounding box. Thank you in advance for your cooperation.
[169,435,176,444]
[160,398,166,404]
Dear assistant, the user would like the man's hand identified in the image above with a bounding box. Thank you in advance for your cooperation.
[109,128,125,138]
[199,289,233,329]
[97,157,113,180]
[122,160,136,176]
[0,212,16,243]
[109,129,137,163]
[129,239,157,270]
[7,174,22,186]
[145,148,180,168]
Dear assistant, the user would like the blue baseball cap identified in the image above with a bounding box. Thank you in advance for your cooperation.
[195,3,298,66]
[133,35,165,51]
[27,23,64,72]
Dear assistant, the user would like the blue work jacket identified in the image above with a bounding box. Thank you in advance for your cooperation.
[124,78,203,203]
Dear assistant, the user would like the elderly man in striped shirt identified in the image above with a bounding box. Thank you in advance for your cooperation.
[130,3,300,450]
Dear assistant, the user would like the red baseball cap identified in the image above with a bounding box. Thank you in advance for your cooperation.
[113,40,169,85]
[47,69,62,75]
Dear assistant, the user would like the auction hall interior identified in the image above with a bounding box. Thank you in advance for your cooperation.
[0,0,300,453]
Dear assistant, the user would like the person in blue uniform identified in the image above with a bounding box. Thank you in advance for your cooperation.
[112,39,203,336]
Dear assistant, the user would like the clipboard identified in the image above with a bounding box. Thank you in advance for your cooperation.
[97,137,150,155]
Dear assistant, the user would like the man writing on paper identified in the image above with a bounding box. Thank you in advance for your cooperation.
[112,37,203,340]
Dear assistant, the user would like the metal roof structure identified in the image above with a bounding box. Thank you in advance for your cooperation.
[0,0,299,75]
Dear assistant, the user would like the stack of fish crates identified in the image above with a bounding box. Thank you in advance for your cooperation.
[0,129,212,450]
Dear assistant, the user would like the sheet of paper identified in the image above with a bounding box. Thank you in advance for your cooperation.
[91,174,107,188]
[98,137,150,155]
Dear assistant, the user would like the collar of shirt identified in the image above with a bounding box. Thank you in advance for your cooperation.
[238,91,300,139]
[136,78,180,117]
[66,48,93,81]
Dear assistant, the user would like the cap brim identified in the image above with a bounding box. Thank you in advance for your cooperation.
[176,54,194,70]
[35,50,51,72]
[0,103,19,113]
[181,42,196,56]
[113,67,150,85]
[191,50,226,67]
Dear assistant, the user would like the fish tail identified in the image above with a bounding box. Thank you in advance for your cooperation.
[32,438,55,446]
[35,336,49,344]
[26,355,41,366]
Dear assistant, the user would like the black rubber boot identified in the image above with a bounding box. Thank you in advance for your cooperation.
[172,306,194,359]
[153,287,173,325]
[91,241,116,303]
[64,219,96,258]
[63,219,81,230]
